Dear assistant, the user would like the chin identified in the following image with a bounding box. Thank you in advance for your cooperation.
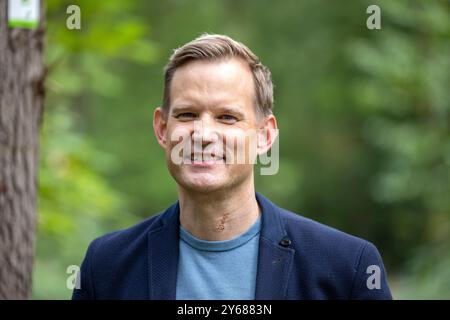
[181,176,226,193]
[168,162,250,194]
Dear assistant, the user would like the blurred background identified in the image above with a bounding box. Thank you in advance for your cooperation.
[33,0,450,299]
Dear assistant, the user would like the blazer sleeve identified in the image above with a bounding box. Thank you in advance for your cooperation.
[350,241,393,300]
[71,238,100,300]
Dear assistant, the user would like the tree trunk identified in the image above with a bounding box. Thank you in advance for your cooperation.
[0,0,45,299]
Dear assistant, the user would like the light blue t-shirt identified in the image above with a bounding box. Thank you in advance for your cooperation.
[176,217,261,300]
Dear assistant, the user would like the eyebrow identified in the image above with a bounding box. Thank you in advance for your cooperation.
[170,104,195,114]
[171,104,245,116]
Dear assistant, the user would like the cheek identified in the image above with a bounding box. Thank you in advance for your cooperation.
[223,128,258,164]
[165,124,193,158]
[167,123,193,143]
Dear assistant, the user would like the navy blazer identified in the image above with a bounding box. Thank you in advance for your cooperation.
[72,192,392,300]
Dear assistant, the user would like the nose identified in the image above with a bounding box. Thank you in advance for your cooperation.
[192,114,220,147]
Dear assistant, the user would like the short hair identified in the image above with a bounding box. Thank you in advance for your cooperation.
[162,33,274,118]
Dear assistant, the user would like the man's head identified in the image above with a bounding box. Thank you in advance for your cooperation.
[153,34,278,194]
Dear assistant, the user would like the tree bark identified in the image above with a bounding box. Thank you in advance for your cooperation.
[0,0,45,299]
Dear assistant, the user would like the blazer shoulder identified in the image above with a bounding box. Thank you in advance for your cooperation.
[73,212,167,299]
[276,208,392,299]
[87,211,165,261]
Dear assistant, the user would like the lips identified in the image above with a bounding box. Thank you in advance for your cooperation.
[190,153,225,162]
[181,152,226,166]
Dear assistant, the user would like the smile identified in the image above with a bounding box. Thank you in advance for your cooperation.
[184,153,226,166]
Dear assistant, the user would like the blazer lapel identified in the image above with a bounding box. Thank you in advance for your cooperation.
[254,193,295,300]
[147,202,180,300]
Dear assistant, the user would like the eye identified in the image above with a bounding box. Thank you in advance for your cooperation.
[218,114,238,123]
[175,112,197,120]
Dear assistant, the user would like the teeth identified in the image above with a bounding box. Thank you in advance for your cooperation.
[189,154,224,162]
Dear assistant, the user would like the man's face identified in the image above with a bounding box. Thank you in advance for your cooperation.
[154,57,267,193]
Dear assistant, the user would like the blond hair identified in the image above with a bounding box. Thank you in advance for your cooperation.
[162,34,274,118]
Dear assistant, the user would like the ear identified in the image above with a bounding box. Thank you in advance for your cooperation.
[153,107,168,149]
[257,114,278,155]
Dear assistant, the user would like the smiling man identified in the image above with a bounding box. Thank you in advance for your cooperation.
[72,34,392,300]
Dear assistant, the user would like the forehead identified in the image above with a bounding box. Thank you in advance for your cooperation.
[170,57,255,109]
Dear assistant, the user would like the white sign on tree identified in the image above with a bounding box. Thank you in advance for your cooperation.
[8,0,40,29]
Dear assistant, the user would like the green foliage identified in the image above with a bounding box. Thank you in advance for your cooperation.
[348,0,450,298]
[394,244,450,299]
[33,0,153,298]
[34,105,138,299]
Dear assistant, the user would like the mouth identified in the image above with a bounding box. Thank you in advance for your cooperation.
[185,153,226,166]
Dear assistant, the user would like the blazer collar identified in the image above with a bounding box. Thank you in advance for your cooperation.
[147,192,295,300]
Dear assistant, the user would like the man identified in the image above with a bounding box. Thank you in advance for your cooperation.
[72,34,392,300]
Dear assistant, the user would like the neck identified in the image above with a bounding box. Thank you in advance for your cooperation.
[178,180,260,241]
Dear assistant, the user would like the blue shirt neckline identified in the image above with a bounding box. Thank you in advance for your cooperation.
[179,216,261,252]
